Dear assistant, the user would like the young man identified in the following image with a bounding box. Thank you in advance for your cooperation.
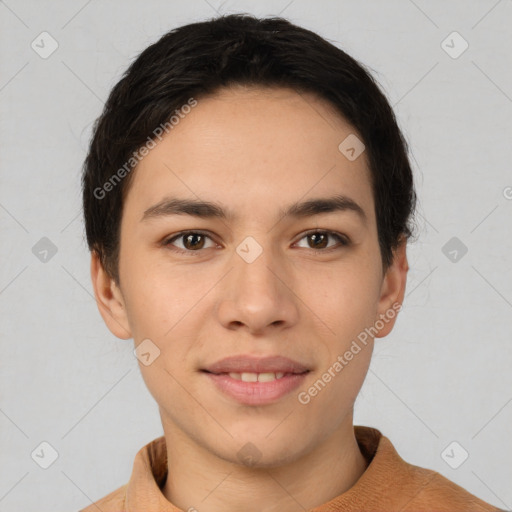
[81,13,501,512]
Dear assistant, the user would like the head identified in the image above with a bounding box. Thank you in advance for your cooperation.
[83,14,416,467]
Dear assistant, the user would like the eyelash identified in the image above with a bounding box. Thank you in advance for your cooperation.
[162,229,350,256]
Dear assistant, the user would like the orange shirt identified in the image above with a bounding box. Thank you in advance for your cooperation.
[80,425,502,511]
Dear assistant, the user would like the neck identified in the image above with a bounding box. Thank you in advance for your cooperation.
[161,414,368,512]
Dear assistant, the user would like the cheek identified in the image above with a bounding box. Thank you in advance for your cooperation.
[120,262,180,341]
[328,351,372,423]
[119,241,181,321]
[304,263,381,336]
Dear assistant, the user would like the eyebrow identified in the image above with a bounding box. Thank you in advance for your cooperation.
[141,194,367,224]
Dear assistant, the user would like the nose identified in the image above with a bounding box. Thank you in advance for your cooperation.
[216,241,299,335]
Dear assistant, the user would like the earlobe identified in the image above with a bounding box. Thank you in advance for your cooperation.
[90,251,132,340]
[374,239,409,338]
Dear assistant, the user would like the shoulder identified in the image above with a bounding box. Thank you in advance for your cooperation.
[79,483,127,511]
[353,427,503,512]
[402,463,502,511]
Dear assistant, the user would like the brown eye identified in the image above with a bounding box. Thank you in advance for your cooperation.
[308,232,329,249]
[295,230,349,251]
[163,229,349,256]
[163,231,215,254]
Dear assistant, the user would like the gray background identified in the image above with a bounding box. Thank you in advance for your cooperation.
[1,0,511,510]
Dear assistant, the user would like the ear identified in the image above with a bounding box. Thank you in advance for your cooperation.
[374,238,409,338]
[90,251,132,340]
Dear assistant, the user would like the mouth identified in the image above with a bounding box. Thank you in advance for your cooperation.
[200,355,312,405]
[201,369,310,382]
[202,354,311,375]
[201,366,311,405]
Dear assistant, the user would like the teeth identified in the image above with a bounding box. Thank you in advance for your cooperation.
[257,372,278,382]
[228,372,286,382]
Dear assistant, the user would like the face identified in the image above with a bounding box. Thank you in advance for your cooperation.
[92,85,408,467]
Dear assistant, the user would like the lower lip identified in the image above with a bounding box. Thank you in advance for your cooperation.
[203,371,309,405]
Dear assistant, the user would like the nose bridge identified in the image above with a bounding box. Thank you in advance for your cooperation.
[216,233,298,332]
[232,234,282,301]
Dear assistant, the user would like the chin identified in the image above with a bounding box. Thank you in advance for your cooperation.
[213,429,312,469]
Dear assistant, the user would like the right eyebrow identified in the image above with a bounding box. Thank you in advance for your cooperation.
[141,197,231,222]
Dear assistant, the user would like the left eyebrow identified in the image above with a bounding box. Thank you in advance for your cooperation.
[141,194,367,225]
[280,194,367,224]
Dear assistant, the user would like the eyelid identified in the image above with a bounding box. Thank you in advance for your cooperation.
[293,229,350,251]
[162,230,218,255]
[162,229,350,255]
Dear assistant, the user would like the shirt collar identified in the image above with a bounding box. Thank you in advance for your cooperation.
[124,425,400,511]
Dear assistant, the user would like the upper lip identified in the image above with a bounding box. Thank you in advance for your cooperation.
[202,355,310,374]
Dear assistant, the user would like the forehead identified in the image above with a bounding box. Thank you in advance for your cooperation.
[124,85,375,226]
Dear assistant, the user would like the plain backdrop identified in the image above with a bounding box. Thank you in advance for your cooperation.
[1,0,511,510]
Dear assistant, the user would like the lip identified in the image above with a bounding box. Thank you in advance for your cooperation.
[201,355,311,406]
[203,372,309,405]
[202,355,310,374]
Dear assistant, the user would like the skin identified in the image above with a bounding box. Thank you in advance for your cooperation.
[91,85,408,512]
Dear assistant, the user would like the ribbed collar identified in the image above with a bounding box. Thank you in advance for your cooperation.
[123,425,412,511]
